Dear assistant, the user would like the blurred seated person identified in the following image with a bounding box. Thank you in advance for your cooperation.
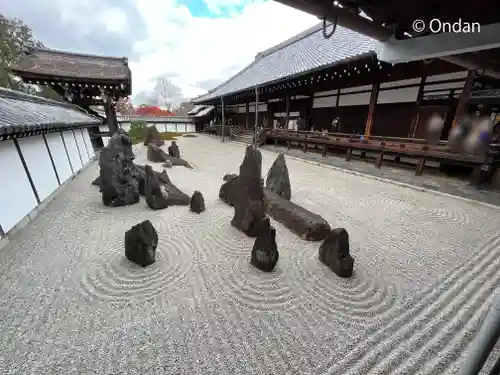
[331,117,340,132]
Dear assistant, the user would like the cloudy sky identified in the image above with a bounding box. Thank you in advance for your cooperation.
[2,0,317,101]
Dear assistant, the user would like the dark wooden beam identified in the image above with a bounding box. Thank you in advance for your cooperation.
[364,83,379,137]
[42,134,61,186]
[410,75,427,137]
[14,138,41,204]
[452,70,475,128]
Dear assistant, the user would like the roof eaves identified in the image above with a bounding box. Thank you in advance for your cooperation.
[24,46,129,64]
[193,51,376,104]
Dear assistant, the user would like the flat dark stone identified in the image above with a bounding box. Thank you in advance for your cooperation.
[147,143,191,168]
[319,228,354,277]
[124,220,158,267]
[264,189,331,241]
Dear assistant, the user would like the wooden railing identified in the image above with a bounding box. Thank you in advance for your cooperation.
[261,129,500,186]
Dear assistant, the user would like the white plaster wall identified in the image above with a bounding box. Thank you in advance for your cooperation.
[46,132,73,183]
[424,81,465,91]
[338,92,371,106]
[17,135,59,202]
[186,124,195,132]
[62,130,82,172]
[82,128,95,159]
[75,130,90,164]
[341,84,372,94]
[120,123,131,132]
[380,77,421,89]
[377,86,420,104]
[166,124,176,132]
[313,96,337,108]
[177,123,187,132]
[315,89,338,97]
[0,140,38,233]
[273,111,300,118]
[426,71,468,82]
[249,103,268,112]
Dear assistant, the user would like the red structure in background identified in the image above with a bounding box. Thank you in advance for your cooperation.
[135,105,174,116]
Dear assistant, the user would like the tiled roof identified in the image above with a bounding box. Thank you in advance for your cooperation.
[193,23,377,103]
[0,88,101,135]
[10,47,131,82]
[194,106,215,117]
[187,105,206,115]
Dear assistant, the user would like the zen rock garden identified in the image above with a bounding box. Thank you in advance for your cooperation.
[93,126,354,277]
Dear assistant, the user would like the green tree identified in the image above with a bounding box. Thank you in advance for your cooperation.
[0,13,62,101]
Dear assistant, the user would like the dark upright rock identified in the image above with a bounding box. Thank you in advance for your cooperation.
[144,125,165,146]
[124,220,158,267]
[219,174,239,205]
[319,228,354,277]
[168,141,180,158]
[144,165,169,209]
[158,170,191,205]
[266,153,291,200]
[231,146,267,237]
[147,143,191,168]
[251,217,279,272]
[223,173,238,181]
[190,190,205,213]
[91,176,101,187]
[99,129,140,206]
[264,190,331,241]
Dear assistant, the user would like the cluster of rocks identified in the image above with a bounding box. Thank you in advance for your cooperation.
[220,149,354,277]
[92,128,206,268]
[143,126,165,147]
[147,140,192,169]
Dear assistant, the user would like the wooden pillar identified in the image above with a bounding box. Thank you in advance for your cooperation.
[285,95,290,129]
[254,87,259,146]
[452,70,475,128]
[364,83,379,138]
[104,97,118,134]
[221,97,225,142]
[245,101,249,129]
[410,75,427,137]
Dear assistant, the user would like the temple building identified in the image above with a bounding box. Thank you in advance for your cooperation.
[9,47,132,147]
[192,23,500,140]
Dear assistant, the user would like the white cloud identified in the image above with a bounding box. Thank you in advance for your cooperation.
[129,0,317,100]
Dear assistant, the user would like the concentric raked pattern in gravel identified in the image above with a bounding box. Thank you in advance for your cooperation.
[1,136,500,374]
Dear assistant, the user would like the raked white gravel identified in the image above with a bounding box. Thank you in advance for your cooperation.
[1,134,500,374]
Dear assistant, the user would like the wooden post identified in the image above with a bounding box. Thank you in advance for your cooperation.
[452,70,475,128]
[285,95,290,126]
[254,87,259,147]
[410,75,427,137]
[364,83,379,138]
[245,101,249,129]
[221,97,225,142]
